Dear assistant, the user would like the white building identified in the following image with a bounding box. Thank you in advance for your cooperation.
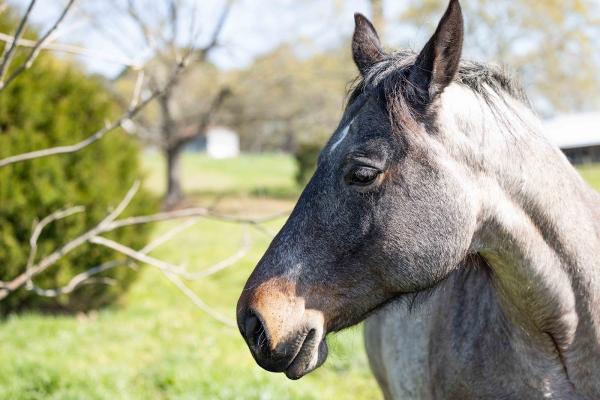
[206,127,240,159]
[544,112,600,164]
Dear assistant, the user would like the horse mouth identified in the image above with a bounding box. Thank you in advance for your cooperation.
[284,329,329,380]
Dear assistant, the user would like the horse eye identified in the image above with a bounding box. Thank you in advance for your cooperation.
[345,166,381,187]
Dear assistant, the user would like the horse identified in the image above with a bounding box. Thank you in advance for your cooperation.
[236,1,600,398]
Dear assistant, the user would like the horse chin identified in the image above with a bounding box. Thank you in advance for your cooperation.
[285,336,328,380]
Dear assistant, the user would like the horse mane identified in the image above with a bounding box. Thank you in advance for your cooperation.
[346,50,531,133]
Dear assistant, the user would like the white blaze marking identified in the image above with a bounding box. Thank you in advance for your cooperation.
[329,120,352,154]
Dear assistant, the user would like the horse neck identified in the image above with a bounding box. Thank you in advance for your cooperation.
[440,84,600,392]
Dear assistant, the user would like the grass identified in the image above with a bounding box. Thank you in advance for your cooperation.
[0,153,379,400]
[142,151,299,199]
[575,163,600,191]
[2,153,600,400]
[0,219,378,399]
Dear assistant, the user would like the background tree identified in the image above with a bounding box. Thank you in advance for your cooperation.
[0,9,156,313]
[0,1,271,319]
[86,0,234,208]
[224,45,355,153]
[396,0,600,115]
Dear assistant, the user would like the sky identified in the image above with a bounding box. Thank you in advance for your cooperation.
[15,0,599,78]
[7,0,600,117]
[9,0,400,77]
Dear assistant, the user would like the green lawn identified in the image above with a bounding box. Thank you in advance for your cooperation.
[576,163,600,191]
[142,152,299,198]
[2,154,600,400]
[0,153,379,400]
[0,219,378,399]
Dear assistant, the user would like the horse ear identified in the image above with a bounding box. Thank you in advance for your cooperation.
[352,13,385,76]
[409,0,464,105]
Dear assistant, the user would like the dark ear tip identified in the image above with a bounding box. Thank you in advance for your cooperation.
[354,13,368,25]
[449,0,462,13]
[353,13,379,40]
[352,11,383,75]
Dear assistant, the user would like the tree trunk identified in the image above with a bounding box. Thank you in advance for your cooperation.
[282,129,297,153]
[165,144,183,209]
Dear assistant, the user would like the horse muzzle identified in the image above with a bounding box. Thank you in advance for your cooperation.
[236,277,329,379]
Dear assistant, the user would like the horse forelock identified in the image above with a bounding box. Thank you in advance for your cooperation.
[346,50,534,140]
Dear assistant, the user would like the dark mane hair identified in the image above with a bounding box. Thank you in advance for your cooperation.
[346,50,530,132]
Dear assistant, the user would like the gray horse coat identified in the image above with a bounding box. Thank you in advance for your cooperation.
[237,1,600,398]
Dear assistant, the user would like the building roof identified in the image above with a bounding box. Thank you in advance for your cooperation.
[543,112,600,149]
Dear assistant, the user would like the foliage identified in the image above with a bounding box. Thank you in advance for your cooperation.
[294,142,322,187]
[1,153,600,398]
[0,154,380,398]
[115,61,226,146]
[0,13,156,313]
[224,45,356,152]
[396,0,600,116]
[95,0,235,206]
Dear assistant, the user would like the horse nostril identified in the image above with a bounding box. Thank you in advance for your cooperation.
[244,312,266,352]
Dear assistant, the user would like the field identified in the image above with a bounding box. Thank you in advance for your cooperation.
[142,152,299,199]
[0,153,378,400]
[575,163,600,190]
[2,154,600,400]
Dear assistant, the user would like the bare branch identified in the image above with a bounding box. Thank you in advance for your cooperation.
[89,235,238,327]
[0,0,36,80]
[105,207,288,231]
[129,69,145,110]
[0,0,247,324]
[174,86,231,147]
[125,0,161,53]
[0,0,77,92]
[31,180,138,277]
[25,206,85,289]
[90,235,186,274]
[74,8,143,63]
[140,218,200,254]
[184,227,251,279]
[0,181,140,299]
[29,260,125,297]
[0,178,287,300]
[162,272,236,327]
[0,108,138,168]
[197,0,234,62]
[168,0,179,46]
[91,225,252,282]
[0,58,188,169]
[0,32,142,67]
[100,180,141,228]
[29,216,202,298]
